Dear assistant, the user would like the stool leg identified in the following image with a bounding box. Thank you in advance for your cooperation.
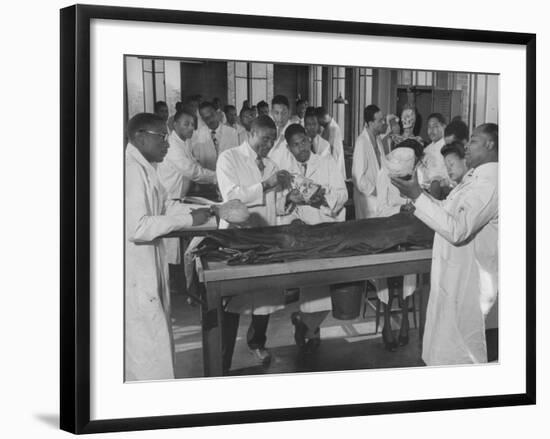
[375,298,381,334]
[412,291,418,329]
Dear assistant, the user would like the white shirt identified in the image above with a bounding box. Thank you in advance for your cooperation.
[125,143,194,381]
[281,152,348,224]
[418,137,450,189]
[322,118,346,180]
[312,134,331,158]
[352,127,385,219]
[414,162,498,365]
[191,123,238,171]
[157,131,217,200]
[216,141,286,314]
[267,120,293,169]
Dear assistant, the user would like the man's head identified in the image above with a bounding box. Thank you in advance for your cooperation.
[364,104,387,136]
[285,124,311,164]
[296,99,308,119]
[224,105,238,126]
[173,110,195,141]
[185,95,202,114]
[249,115,277,157]
[239,106,257,132]
[212,97,222,111]
[465,123,498,169]
[304,111,321,139]
[441,141,468,183]
[198,101,220,131]
[444,119,469,145]
[271,95,290,129]
[394,138,424,164]
[315,107,331,128]
[427,113,447,143]
[257,100,269,117]
[127,113,169,163]
[154,101,169,122]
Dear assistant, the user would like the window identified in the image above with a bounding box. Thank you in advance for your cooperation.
[142,58,166,112]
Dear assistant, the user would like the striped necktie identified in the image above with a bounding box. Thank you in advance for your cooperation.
[256,155,265,174]
[210,129,219,155]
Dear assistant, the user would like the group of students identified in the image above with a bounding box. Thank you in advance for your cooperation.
[125,92,498,381]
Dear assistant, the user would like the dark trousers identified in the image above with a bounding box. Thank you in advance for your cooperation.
[222,311,270,372]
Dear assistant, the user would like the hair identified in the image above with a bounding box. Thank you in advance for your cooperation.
[296,98,308,107]
[284,123,306,144]
[314,106,329,117]
[223,105,236,114]
[256,100,269,110]
[174,101,184,112]
[444,119,470,143]
[127,113,165,141]
[198,101,215,112]
[394,137,424,160]
[477,123,499,150]
[154,101,168,113]
[441,141,466,159]
[271,94,290,108]
[304,106,317,118]
[427,112,447,126]
[173,109,195,123]
[250,114,276,132]
[364,104,380,125]
[239,106,256,119]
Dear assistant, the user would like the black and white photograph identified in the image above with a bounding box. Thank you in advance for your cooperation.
[124,57,499,381]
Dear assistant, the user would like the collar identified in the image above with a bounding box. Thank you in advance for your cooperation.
[126,143,157,172]
[240,140,260,159]
[472,161,498,179]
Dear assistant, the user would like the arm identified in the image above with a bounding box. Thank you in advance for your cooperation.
[351,137,377,196]
[125,164,193,243]
[180,142,217,184]
[216,152,264,205]
[413,179,498,245]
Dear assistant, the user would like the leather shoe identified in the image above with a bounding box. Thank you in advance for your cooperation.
[291,312,307,348]
[248,347,272,365]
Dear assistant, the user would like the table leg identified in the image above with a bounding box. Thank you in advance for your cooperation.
[201,281,223,377]
[418,272,430,343]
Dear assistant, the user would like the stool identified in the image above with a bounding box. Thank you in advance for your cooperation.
[363,277,418,334]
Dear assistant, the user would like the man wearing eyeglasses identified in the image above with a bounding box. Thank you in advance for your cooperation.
[125,113,211,381]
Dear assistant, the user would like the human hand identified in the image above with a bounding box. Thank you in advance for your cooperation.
[308,187,326,208]
[276,170,292,189]
[287,188,305,204]
[190,208,212,226]
[390,170,422,200]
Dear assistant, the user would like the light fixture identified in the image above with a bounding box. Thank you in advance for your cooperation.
[334,93,348,105]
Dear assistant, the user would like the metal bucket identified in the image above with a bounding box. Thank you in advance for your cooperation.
[330,281,364,320]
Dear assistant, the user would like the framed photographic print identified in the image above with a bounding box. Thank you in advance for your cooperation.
[60,3,536,434]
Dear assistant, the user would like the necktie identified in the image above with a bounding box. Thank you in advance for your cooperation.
[256,155,265,174]
[211,129,219,155]
[301,163,307,176]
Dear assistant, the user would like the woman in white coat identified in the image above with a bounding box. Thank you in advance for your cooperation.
[391,123,499,365]
[125,113,210,381]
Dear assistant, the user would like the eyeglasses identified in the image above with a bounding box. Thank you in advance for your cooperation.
[139,130,169,142]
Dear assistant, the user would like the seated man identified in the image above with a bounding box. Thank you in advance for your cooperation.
[280,124,348,353]
[441,141,469,186]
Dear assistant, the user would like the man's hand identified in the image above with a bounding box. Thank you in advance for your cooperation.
[262,170,292,191]
[287,188,305,204]
[308,187,327,208]
[190,208,212,226]
[390,170,422,200]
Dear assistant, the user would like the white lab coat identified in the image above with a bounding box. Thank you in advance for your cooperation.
[216,141,286,315]
[191,123,238,171]
[312,134,331,158]
[157,131,217,264]
[322,118,346,180]
[413,162,498,365]
[373,165,417,303]
[125,143,194,381]
[280,153,348,312]
[418,138,451,190]
[267,120,293,169]
[352,127,385,219]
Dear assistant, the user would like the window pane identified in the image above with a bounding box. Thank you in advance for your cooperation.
[251,63,267,78]
[143,71,154,112]
[251,79,267,104]
[154,59,165,73]
[235,77,248,110]
[126,56,145,117]
[142,58,153,72]
[155,72,166,102]
[235,62,248,77]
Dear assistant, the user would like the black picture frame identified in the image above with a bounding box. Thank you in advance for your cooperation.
[60,4,536,434]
